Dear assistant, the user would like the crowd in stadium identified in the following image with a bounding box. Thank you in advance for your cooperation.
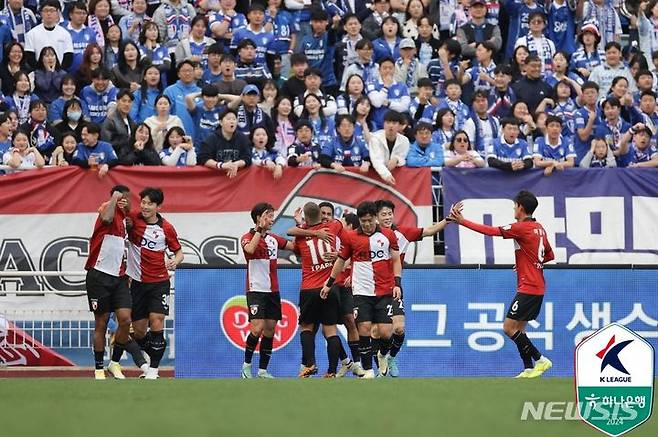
[1,0,657,180]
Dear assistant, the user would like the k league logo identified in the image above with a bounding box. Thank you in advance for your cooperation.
[575,323,655,436]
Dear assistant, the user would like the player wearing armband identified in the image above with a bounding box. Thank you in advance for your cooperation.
[373,199,451,377]
[449,191,555,378]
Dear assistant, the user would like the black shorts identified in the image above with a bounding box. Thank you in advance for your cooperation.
[131,279,171,321]
[353,295,393,324]
[336,285,354,318]
[86,269,132,315]
[247,292,282,321]
[391,296,405,317]
[506,292,544,321]
[298,288,339,326]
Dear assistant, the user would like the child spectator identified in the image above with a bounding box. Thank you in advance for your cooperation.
[579,136,617,167]
[3,129,45,171]
[287,119,321,168]
[251,125,285,179]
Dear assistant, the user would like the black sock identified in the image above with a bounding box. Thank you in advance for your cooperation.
[379,337,391,356]
[244,333,259,365]
[94,350,104,370]
[338,338,348,361]
[390,333,405,357]
[511,331,537,369]
[111,342,125,362]
[124,339,146,367]
[359,335,372,370]
[348,340,360,363]
[259,336,273,370]
[146,330,166,368]
[371,337,380,368]
[135,335,148,351]
[300,330,316,367]
[326,335,341,374]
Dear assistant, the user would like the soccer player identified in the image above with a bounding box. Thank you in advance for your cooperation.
[373,199,450,377]
[240,202,295,378]
[126,188,184,380]
[85,185,133,380]
[292,202,344,378]
[321,201,402,379]
[448,191,555,378]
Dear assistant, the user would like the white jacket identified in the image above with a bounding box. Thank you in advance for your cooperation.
[368,130,410,180]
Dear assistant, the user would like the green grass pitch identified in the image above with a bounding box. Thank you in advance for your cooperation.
[1,378,656,437]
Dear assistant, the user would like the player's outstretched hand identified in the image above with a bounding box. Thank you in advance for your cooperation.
[322,251,338,262]
[294,207,303,225]
[320,285,330,299]
[447,202,464,223]
[392,286,402,301]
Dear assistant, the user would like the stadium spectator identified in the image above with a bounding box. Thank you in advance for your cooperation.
[406,122,444,167]
[409,78,437,125]
[444,129,486,168]
[293,68,337,117]
[118,123,161,166]
[71,122,119,176]
[362,0,390,41]
[62,2,97,76]
[438,79,469,130]
[544,51,583,95]
[272,95,296,158]
[117,0,150,43]
[373,16,402,63]
[368,110,409,185]
[512,55,553,114]
[53,98,88,141]
[0,42,28,96]
[138,21,171,83]
[211,53,246,96]
[29,46,68,105]
[460,41,497,95]
[236,83,274,136]
[258,79,279,117]
[300,92,336,152]
[0,113,12,155]
[101,89,136,156]
[395,37,428,96]
[487,117,533,172]
[81,67,118,124]
[432,107,456,148]
[186,84,240,148]
[595,97,631,160]
[616,122,658,167]
[5,70,39,125]
[319,114,370,173]
[2,129,45,171]
[369,58,411,129]
[334,13,364,83]
[234,38,271,89]
[208,0,247,49]
[414,15,441,66]
[589,42,637,100]
[49,75,89,125]
[20,100,58,158]
[175,15,215,68]
[144,95,184,152]
[250,125,285,179]
[463,89,500,158]
[489,64,515,118]
[75,43,104,90]
[281,53,308,99]
[578,0,622,52]
[163,60,201,137]
[198,108,252,177]
[0,0,37,46]
[130,65,162,124]
[287,119,321,168]
[87,0,114,47]
[514,11,555,74]
[103,25,122,71]
[570,21,605,81]
[50,131,79,166]
[427,38,461,98]
[340,39,380,92]
[152,0,197,56]
[532,115,576,176]
[24,0,73,70]
[455,0,502,59]
[579,136,617,168]
[510,44,530,82]
[160,126,197,166]
[337,74,367,116]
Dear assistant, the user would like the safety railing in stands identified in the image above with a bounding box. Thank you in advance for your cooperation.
[431,168,444,256]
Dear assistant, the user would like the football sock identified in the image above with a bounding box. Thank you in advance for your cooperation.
[94,350,104,370]
[134,334,148,351]
[379,336,391,356]
[511,331,535,369]
[348,340,361,362]
[110,341,125,363]
[146,330,166,368]
[370,337,380,368]
[244,333,259,365]
[124,338,146,367]
[326,335,341,374]
[300,330,316,367]
[259,336,274,370]
[359,335,372,370]
[338,338,348,361]
[390,333,405,357]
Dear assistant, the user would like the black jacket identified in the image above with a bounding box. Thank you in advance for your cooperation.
[512,77,553,114]
[198,130,252,167]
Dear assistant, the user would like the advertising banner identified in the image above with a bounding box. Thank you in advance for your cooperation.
[175,267,658,378]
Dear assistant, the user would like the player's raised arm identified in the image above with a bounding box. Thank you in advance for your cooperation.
[449,202,503,237]
[421,218,450,237]
[286,225,331,243]
[100,190,124,225]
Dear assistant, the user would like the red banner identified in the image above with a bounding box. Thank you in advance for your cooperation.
[0,316,75,366]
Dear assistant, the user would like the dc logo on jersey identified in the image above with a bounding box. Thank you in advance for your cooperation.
[249,304,259,315]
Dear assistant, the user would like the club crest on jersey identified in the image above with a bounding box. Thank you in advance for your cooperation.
[90,299,98,311]
[353,307,358,319]
[249,304,259,315]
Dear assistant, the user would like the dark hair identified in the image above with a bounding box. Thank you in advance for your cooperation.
[139,21,160,45]
[434,107,455,130]
[131,123,155,151]
[3,42,25,66]
[355,39,374,51]
[91,67,112,80]
[477,40,496,55]
[154,94,172,109]
[272,96,297,131]
[219,107,238,120]
[36,46,61,70]
[545,114,562,126]
[59,74,77,93]
[249,125,273,149]
[207,42,224,55]
[472,89,489,101]
[449,130,472,151]
[29,99,47,112]
[219,53,236,63]
[641,90,657,99]
[10,70,30,95]
[383,110,403,123]
[351,95,374,128]
[117,88,135,101]
[494,64,512,76]
[417,78,433,89]
[344,213,359,229]
[0,112,10,125]
[190,14,207,29]
[405,0,427,19]
[636,69,654,81]
[342,13,359,26]
[381,15,401,37]
[318,201,334,213]
[335,114,355,132]
[138,65,163,111]
[581,81,600,92]
[79,43,103,82]
[163,126,186,150]
[514,190,538,215]
[12,128,30,145]
[117,41,142,74]
[250,202,274,223]
[375,199,395,213]
[40,0,62,11]
[310,8,329,21]
[177,60,196,72]
[524,55,541,65]
[442,39,462,58]
[140,187,164,205]
[301,93,327,130]
[85,122,102,135]
[110,184,130,195]
[59,131,79,146]
[61,98,84,125]
[356,201,377,218]
[444,78,461,89]
[290,53,308,66]
[414,122,433,134]
[304,67,323,78]
[69,1,87,15]
[237,38,257,50]
[501,117,521,128]
[528,11,545,23]
[605,42,622,52]
[602,96,622,109]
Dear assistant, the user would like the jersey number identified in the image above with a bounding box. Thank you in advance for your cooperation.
[306,239,333,265]
[537,237,545,264]
[386,305,393,316]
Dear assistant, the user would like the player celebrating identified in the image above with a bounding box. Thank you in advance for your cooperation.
[373,199,450,377]
[321,201,402,379]
[85,185,133,380]
[292,202,344,378]
[126,188,184,380]
[449,191,555,378]
[240,202,295,378]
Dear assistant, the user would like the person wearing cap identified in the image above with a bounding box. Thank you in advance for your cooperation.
[394,37,428,96]
[455,0,501,60]
[616,121,658,167]
[237,83,275,138]
[152,0,197,54]
[186,83,242,146]
[208,0,248,50]
[230,3,275,67]
[287,119,321,168]
[81,67,119,124]
[299,8,339,95]
[24,0,74,70]
[569,21,605,81]
[339,39,380,92]
[293,67,338,118]
[406,122,445,168]
[578,0,622,53]
[198,108,252,176]
[514,11,555,75]
[368,110,410,185]
[234,38,272,90]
